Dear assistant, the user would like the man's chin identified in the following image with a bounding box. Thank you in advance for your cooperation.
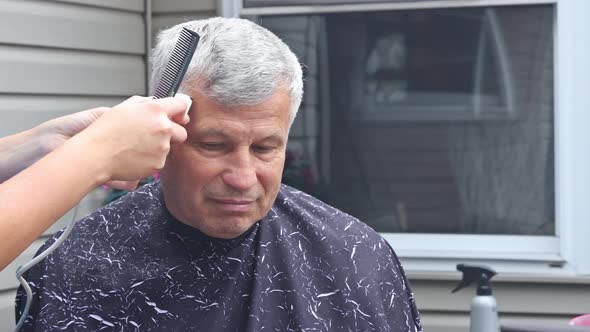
[199,217,259,240]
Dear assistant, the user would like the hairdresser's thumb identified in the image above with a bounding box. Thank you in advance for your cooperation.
[174,93,192,124]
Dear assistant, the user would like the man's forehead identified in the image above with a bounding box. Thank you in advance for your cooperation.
[191,124,286,142]
[188,87,291,118]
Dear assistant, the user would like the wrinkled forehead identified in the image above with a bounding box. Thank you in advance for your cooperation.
[185,89,292,140]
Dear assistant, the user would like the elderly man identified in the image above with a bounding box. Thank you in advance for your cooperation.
[16,18,422,331]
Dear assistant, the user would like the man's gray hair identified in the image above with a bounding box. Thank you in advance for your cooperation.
[151,17,303,127]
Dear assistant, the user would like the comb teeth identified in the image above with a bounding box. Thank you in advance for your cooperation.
[153,28,200,99]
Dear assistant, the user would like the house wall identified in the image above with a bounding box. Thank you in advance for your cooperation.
[411,273,590,331]
[151,0,216,41]
[0,0,146,329]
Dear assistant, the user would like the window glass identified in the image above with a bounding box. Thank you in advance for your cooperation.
[256,5,555,235]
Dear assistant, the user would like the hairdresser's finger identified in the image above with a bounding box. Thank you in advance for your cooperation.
[151,95,192,120]
[180,114,190,125]
[174,93,192,117]
[174,94,192,125]
[117,95,153,107]
[80,107,109,122]
[169,122,188,144]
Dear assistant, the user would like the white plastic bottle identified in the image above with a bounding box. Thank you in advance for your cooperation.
[452,264,500,332]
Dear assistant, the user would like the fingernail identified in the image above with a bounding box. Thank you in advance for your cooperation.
[175,93,192,117]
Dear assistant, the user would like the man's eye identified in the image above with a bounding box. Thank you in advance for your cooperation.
[202,143,226,151]
[252,145,274,154]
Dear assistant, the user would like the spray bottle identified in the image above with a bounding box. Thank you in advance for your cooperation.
[452,264,500,332]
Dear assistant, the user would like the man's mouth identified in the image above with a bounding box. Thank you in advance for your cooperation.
[209,197,256,212]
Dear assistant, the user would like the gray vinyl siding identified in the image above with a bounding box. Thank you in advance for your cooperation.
[0,0,145,330]
[412,274,590,331]
[152,0,216,39]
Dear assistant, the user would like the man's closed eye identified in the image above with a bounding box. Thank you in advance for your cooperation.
[252,145,275,154]
[202,142,226,151]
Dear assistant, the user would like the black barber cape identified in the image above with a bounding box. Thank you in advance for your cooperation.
[16,182,422,331]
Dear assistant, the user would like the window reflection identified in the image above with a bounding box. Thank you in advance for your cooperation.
[258,5,554,235]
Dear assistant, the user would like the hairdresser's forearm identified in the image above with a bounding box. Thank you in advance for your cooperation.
[0,135,108,271]
[0,127,49,183]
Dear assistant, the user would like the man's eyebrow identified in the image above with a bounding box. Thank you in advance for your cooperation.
[192,128,285,144]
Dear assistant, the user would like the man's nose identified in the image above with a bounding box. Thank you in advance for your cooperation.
[221,148,258,191]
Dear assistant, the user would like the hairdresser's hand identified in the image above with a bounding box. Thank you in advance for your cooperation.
[37,106,137,190]
[70,95,191,187]
[36,108,106,153]
[37,95,187,151]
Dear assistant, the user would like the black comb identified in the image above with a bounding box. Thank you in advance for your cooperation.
[153,27,200,99]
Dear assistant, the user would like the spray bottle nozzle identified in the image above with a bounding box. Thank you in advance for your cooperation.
[452,264,497,296]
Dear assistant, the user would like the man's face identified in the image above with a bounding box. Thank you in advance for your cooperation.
[161,88,291,239]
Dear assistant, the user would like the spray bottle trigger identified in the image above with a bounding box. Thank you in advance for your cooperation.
[452,264,497,294]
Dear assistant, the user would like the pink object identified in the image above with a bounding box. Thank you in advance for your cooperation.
[569,314,590,326]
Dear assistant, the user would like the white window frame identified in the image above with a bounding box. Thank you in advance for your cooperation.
[224,0,590,276]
